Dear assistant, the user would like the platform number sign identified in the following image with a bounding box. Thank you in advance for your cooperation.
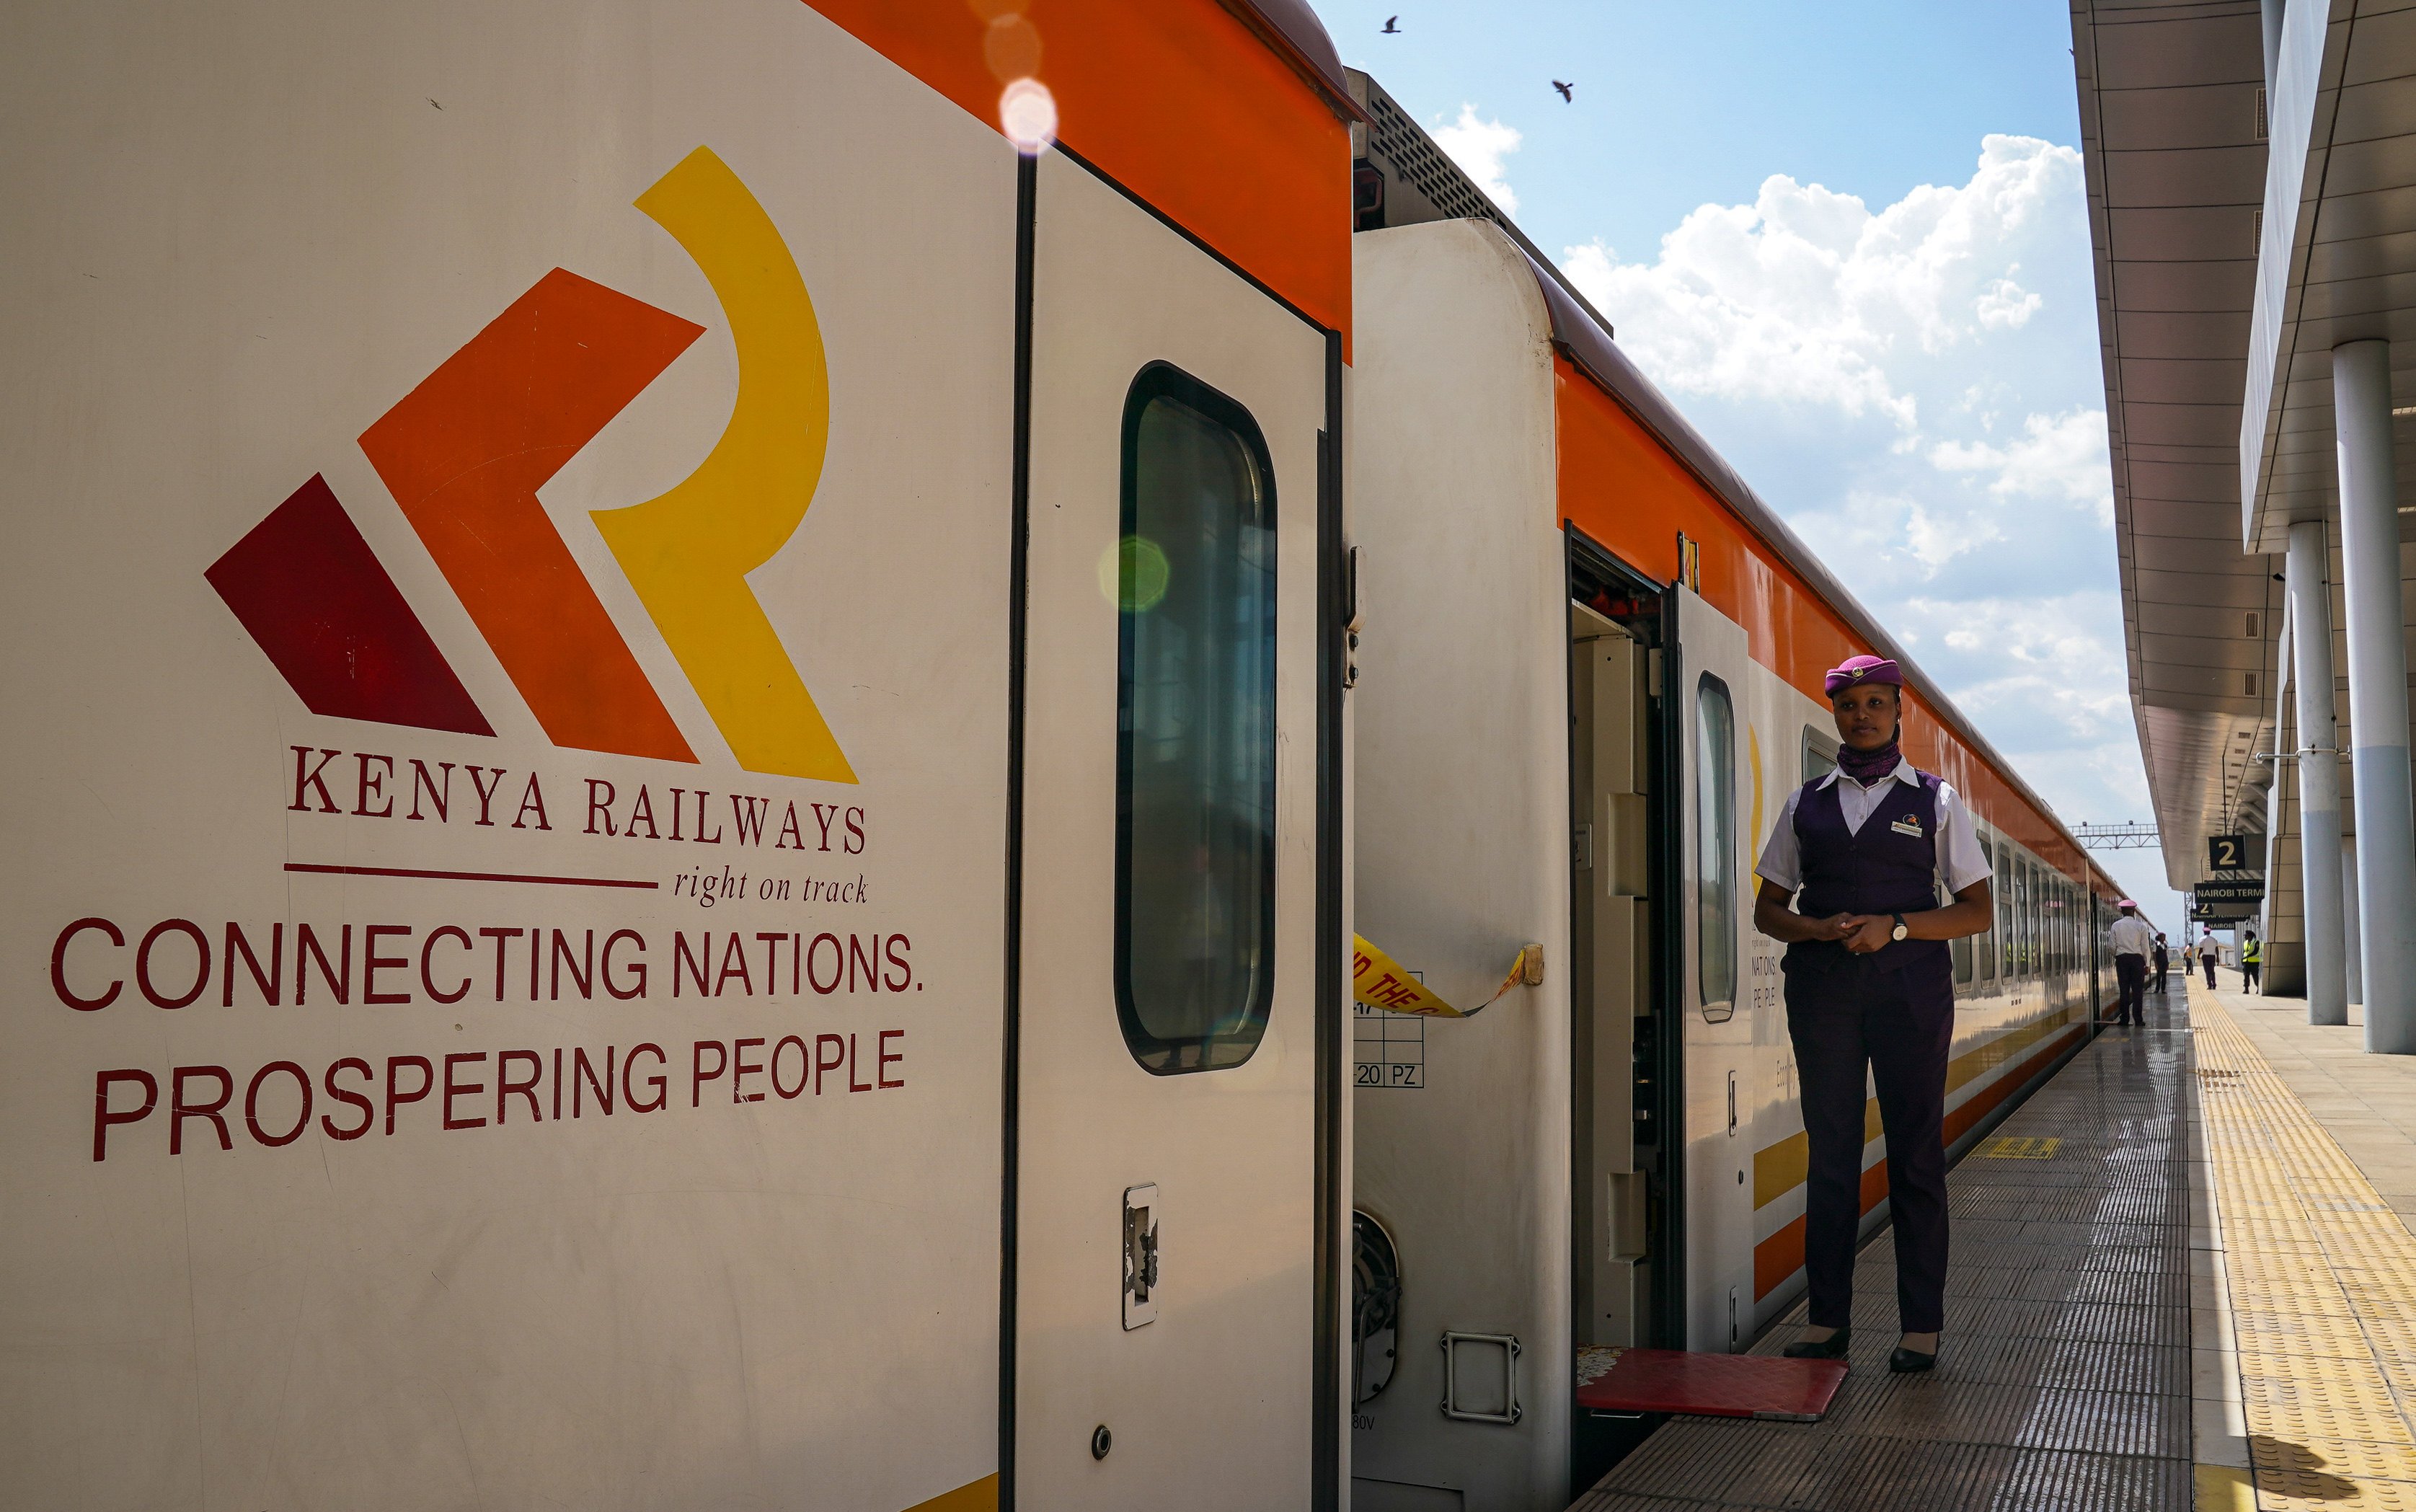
[2208,834,2248,872]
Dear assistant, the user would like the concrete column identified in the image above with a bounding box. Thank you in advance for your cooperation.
[2332,339,2416,1052]
[2344,837,2364,1004]
[2260,606,2306,994]
[2289,518,2348,1024]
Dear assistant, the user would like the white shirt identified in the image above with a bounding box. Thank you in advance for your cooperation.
[1753,759,1992,899]
[2110,916,2155,958]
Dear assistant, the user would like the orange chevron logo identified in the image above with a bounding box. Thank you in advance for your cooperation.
[205,147,855,784]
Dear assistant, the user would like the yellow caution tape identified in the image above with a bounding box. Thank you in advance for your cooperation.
[1352,934,1541,1019]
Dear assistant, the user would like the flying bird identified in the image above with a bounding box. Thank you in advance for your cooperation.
[1381,14,1399,32]
[1552,79,1575,102]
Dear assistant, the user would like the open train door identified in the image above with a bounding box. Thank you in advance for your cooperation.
[1670,584,1763,1353]
[1012,147,1334,1508]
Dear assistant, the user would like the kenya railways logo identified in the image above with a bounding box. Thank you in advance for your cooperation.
[205,147,854,784]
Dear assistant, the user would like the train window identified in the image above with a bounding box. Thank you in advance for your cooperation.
[1978,836,1995,983]
[1952,842,1975,984]
[1113,362,1278,1075]
[1999,843,2015,979]
[1800,727,1837,784]
[2025,859,2040,976]
[1696,674,1738,1016]
[2016,856,2033,977]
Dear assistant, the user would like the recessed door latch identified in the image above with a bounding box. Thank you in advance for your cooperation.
[1123,1183,1160,1330]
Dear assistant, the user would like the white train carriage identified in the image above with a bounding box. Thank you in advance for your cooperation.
[1341,84,2124,1511]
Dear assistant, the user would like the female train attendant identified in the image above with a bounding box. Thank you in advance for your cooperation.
[1750,655,1996,1374]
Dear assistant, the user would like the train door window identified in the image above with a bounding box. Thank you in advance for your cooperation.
[1113,362,1278,1074]
[1696,674,1738,1014]
[1800,726,1838,784]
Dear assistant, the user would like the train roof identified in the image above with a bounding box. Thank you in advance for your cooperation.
[1350,68,2118,898]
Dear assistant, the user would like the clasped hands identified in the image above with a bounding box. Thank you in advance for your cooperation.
[1810,911,1898,954]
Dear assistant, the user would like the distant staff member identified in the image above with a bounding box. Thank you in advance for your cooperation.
[2198,934,2219,989]
[2109,901,2153,1026]
[2152,934,2170,994]
[1753,654,1994,1376]
[2242,929,2262,992]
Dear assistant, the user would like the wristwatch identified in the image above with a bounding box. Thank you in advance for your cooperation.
[1890,913,1909,942]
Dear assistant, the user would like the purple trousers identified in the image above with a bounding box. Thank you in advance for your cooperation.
[1785,957,1954,1334]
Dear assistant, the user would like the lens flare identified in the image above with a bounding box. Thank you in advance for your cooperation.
[984,14,1042,81]
[1001,78,1057,154]
[1100,535,1169,613]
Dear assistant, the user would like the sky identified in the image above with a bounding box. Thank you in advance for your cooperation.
[1306,0,2190,934]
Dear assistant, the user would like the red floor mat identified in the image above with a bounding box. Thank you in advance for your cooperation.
[1574,1346,1846,1423]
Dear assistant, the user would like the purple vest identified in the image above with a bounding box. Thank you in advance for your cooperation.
[1783,771,1952,979]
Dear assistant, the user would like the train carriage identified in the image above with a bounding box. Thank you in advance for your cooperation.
[1342,81,2125,1511]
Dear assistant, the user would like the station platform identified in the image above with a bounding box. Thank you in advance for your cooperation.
[1570,973,2416,1511]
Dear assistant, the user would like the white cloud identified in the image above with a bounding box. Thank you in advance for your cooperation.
[1929,408,2114,522]
[1430,105,1521,216]
[1899,593,2133,763]
[1976,273,2043,330]
[1557,134,2081,434]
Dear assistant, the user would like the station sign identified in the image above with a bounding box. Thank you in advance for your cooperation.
[2207,834,2262,872]
[2194,878,2265,906]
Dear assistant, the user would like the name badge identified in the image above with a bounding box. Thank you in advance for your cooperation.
[1890,815,1924,838]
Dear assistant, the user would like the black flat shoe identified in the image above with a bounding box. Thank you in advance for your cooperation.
[1782,1329,1850,1360]
[1888,1345,1937,1374]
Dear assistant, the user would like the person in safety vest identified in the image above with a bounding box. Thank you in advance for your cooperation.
[1752,654,1994,1376]
[2242,929,2262,992]
[2109,901,2154,1025]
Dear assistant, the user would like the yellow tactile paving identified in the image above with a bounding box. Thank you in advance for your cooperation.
[2195,996,2416,1510]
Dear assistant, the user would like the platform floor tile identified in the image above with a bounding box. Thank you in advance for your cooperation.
[2192,994,2416,1512]
[1571,994,2196,1510]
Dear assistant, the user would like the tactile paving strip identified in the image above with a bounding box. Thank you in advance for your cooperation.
[2192,995,2416,1510]
[1569,992,2196,1510]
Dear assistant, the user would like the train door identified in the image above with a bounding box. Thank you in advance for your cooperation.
[1673,586,1759,1352]
[1568,565,1671,1491]
[1014,149,1329,1507]
[1570,601,1655,1357]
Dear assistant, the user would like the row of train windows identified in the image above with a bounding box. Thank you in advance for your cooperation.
[1693,678,2095,1009]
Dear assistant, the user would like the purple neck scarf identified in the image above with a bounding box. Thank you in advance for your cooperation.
[1836,735,1902,786]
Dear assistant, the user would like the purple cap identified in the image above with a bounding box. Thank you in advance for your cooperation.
[1824,654,1903,696]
